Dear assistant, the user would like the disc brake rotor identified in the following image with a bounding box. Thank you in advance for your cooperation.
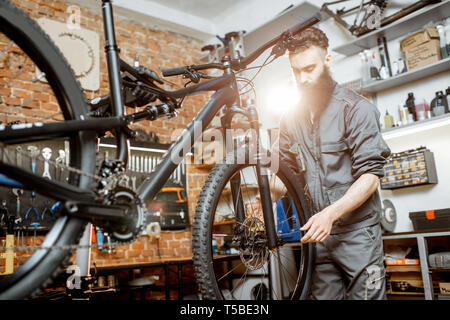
[239,217,269,270]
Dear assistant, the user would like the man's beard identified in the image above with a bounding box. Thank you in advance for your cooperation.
[298,66,334,113]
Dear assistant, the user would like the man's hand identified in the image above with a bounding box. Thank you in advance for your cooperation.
[300,174,380,243]
[300,208,336,243]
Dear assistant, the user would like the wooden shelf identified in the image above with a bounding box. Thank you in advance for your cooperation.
[194,163,215,170]
[333,1,450,56]
[386,265,421,273]
[213,220,235,227]
[361,57,450,93]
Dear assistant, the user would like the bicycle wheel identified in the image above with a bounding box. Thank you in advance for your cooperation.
[0,0,97,299]
[193,148,314,300]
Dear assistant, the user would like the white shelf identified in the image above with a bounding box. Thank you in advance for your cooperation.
[362,57,450,93]
[382,113,450,140]
[333,1,450,56]
[243,1,321,53]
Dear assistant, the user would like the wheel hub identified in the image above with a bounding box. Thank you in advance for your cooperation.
[236,217,269,270]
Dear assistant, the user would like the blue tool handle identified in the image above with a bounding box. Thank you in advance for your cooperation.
[25,207,40,221]
[30,222,39,229]
[41,202,61,221]
[96,228,104,248]
[0,174,24,188]
[51,201,61,213]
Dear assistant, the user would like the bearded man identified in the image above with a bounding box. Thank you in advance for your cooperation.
[277,27,391,300]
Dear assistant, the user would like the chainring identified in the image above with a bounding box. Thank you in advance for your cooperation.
[101,186,147,243]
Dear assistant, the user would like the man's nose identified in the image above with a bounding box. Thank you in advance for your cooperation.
[298,72,311,85]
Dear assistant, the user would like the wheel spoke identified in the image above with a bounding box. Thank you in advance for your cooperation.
[195,161,312,300]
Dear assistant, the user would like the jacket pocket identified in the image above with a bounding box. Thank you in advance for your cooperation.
[326,182,352,205]
[363,226,376,242]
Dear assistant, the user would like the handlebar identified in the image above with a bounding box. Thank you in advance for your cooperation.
[161,63,226,77]
[235,13,321,69]
[120,59,164,84]
[161,12,321,77]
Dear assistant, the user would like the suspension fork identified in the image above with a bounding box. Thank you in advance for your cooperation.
[248,106,277,250]
[220,108,246,225]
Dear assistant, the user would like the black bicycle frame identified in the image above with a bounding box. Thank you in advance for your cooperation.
[102,0,128,166]
[0,0,283,249]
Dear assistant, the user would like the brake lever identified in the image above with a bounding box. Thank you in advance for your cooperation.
[271,32,311,58]
[182,68,201,83]
[135,65,164,84]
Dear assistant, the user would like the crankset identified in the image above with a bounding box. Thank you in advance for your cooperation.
[99,185,146,242]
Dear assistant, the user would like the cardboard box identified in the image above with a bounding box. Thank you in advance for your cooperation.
[385,258,420,266]
[440,282,450,295]
[400,28,441,71]
[401,28,439,51]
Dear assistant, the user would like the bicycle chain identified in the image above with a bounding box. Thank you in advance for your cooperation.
[1,145,140,252]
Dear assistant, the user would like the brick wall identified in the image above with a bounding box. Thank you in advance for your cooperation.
[2,0,211,269]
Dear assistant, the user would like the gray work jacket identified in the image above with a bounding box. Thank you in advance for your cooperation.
[278,83,391,234]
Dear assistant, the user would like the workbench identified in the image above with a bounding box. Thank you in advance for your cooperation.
[90,254,242,300]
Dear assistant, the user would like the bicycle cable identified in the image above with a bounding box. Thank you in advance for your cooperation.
[236,54,276,93]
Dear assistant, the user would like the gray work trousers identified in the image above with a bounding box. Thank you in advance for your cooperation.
[311,223,387,300]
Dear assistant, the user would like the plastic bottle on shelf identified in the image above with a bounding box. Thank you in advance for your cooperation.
[391,60,399,76]
[398,104,408,125]
[379,66,388,80]
[443,18,450,56]
[437,25,449,59]
[415,98,430,120]
[430,91,446,117]
[359,51,369,84]
[384,110,394,129]
[397,57,407,74]
[415,99,426,121]
[405,92,416,121]
[369,50,381,82]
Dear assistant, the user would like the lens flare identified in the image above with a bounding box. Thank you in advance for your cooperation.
[264,82,300,116]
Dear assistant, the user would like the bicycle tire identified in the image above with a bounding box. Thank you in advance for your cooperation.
[0,0,97,299]
[192,148,314,300]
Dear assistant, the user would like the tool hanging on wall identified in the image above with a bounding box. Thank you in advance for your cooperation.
[41,201,60,225]
[55,149,65,181]
[381,199,397,233]
[41,147,52,179]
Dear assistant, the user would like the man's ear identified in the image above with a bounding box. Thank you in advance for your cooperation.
[325,53,331,67]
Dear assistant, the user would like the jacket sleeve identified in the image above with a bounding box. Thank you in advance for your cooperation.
[345,99,391,179]
[271,116,301,173]
[275,116,305,175]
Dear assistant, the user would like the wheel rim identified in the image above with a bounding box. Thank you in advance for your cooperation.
[0,7,95,297]
[206,164,310,300]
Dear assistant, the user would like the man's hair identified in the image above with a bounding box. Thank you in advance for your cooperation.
[289,27,329,53]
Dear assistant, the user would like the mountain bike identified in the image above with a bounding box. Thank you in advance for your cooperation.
[0,0,319,299]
